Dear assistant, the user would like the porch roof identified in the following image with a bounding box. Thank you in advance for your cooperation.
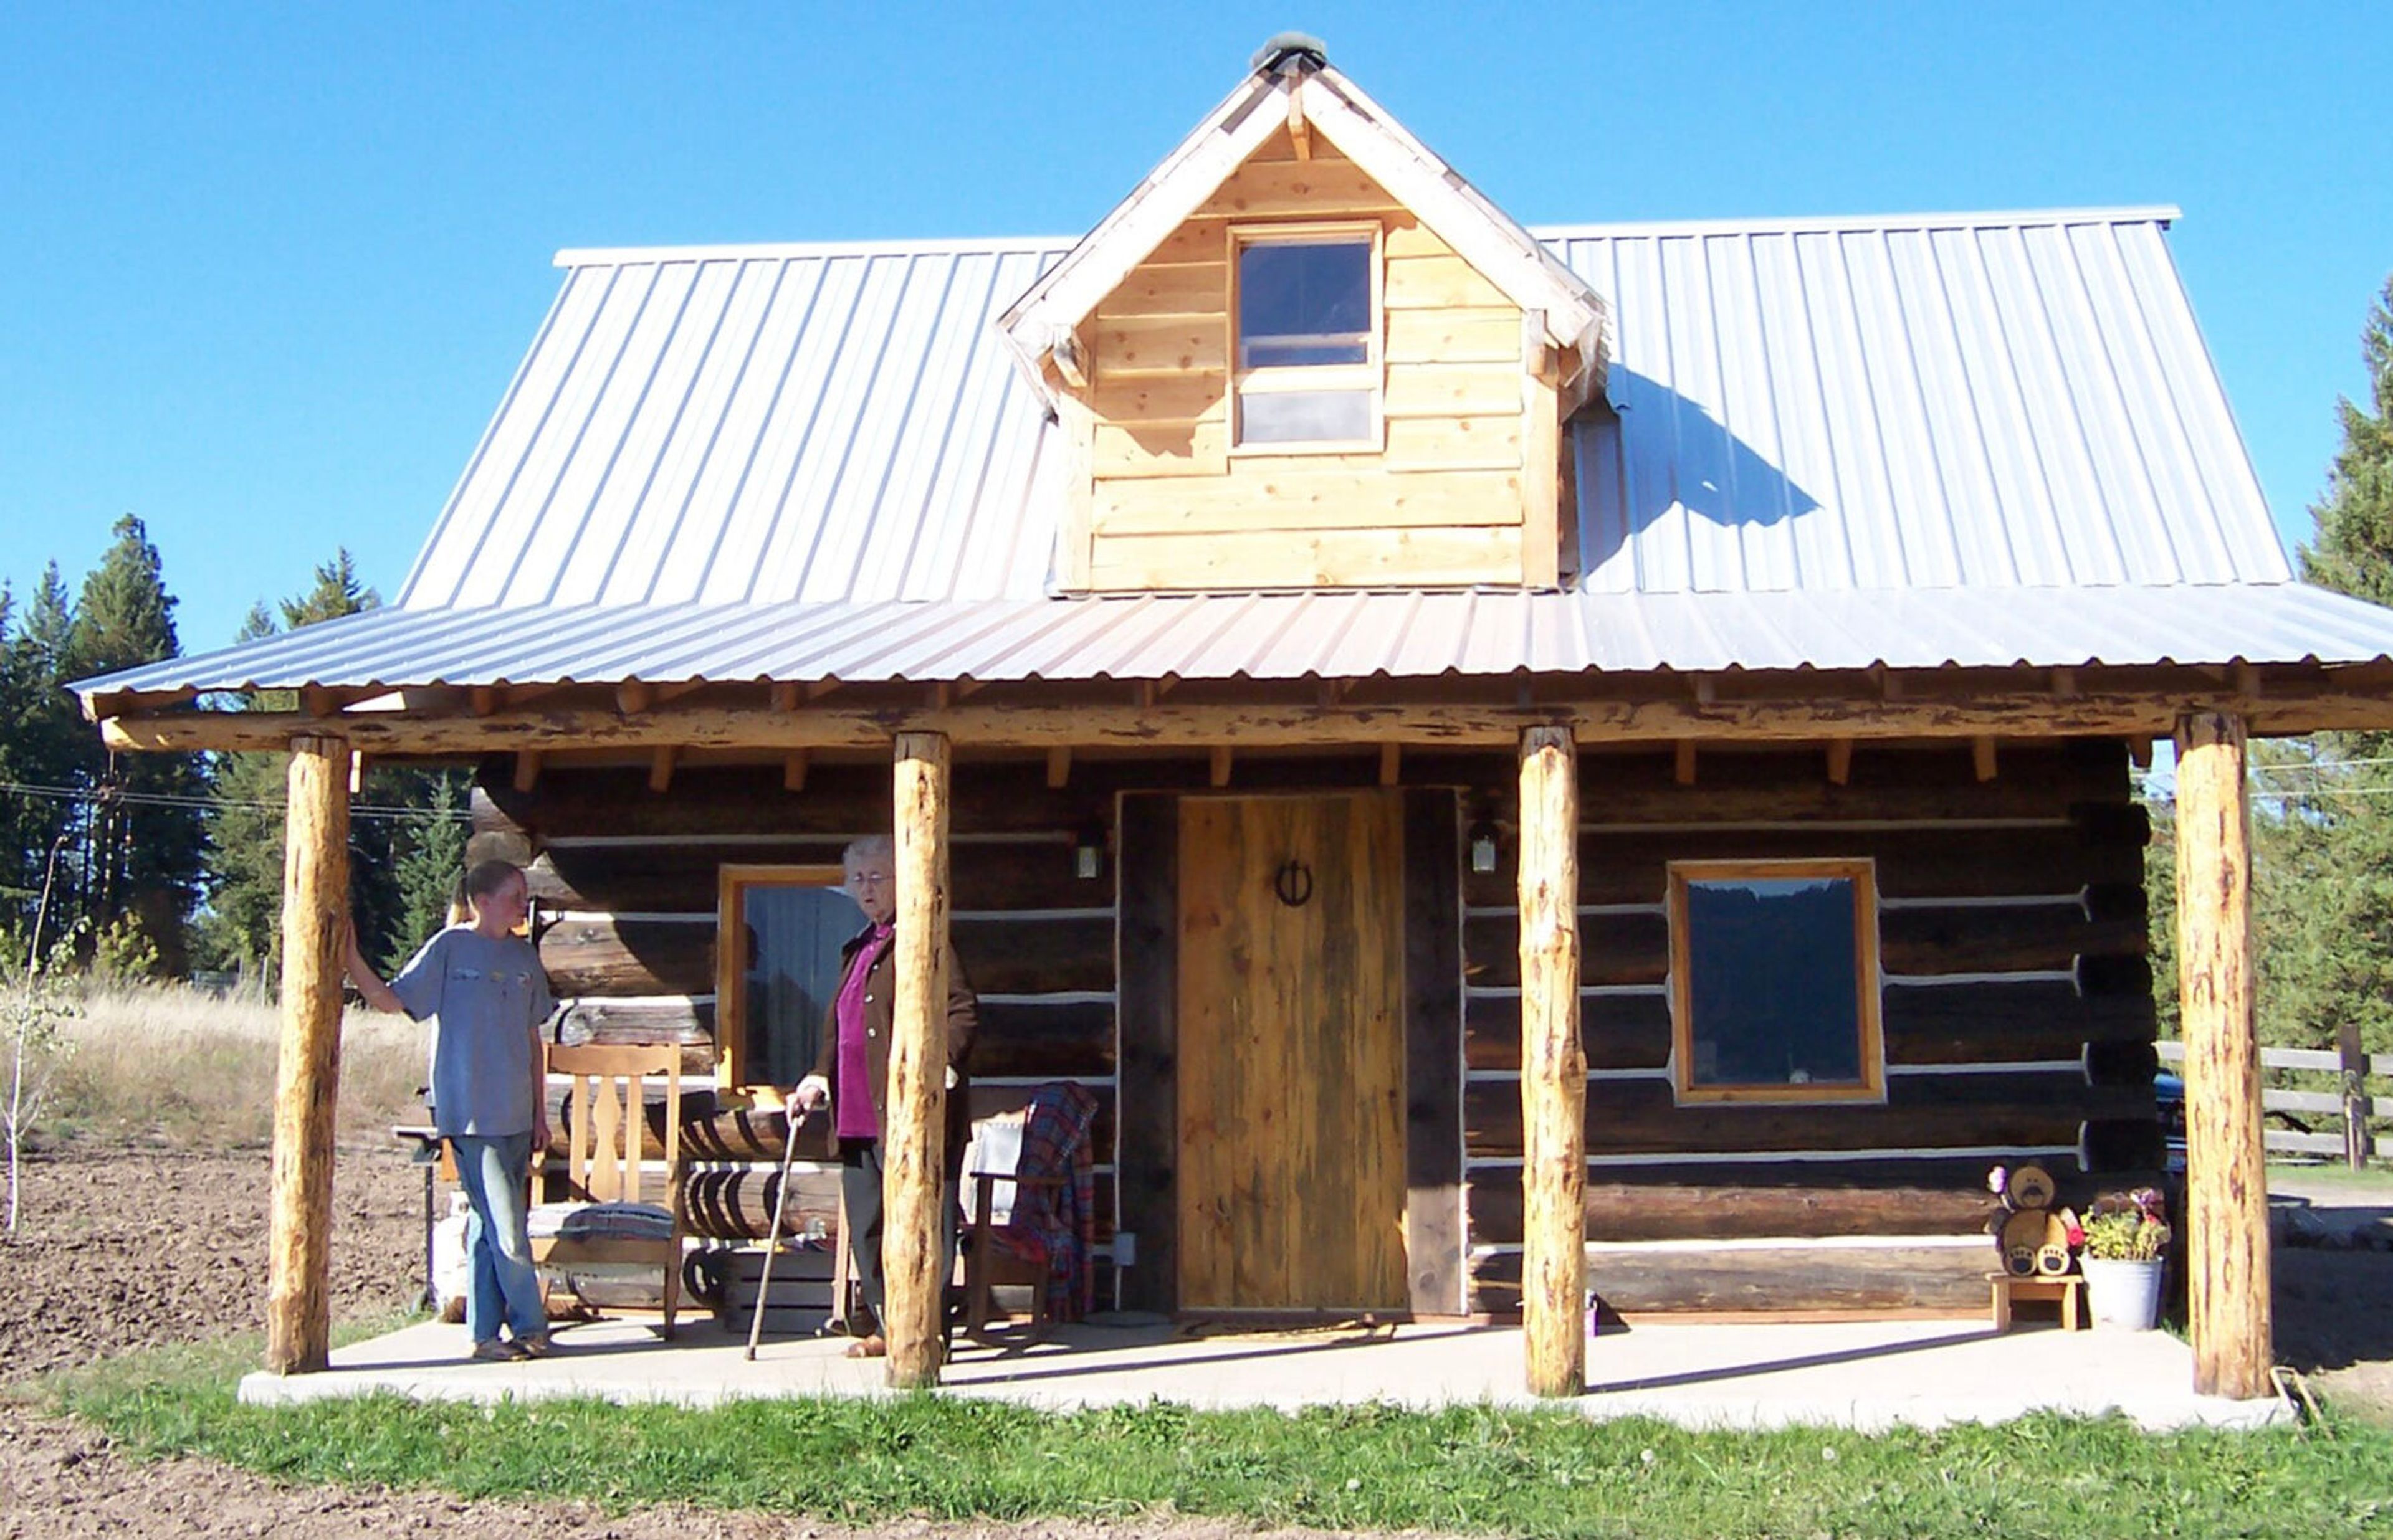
[71,580,2393,706]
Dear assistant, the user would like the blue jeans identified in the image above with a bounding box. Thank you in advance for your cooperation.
[451,1132,548,1344]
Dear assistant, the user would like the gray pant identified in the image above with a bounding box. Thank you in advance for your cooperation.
[839,1143,957,1331]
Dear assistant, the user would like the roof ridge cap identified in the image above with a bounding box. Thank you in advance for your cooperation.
[1532,205,2183,240]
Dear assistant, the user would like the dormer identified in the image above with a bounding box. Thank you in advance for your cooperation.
[1002,38,1608,593]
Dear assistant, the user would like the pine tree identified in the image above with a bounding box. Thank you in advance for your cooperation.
[2249,273,2393,1057]
[65,516,206,972]
[2,566,88,931]
[2299,276,2393,610]
[193,551,469,979]
[389,773,469,969]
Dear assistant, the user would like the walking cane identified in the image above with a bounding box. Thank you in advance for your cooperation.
[745,1101,819,1361]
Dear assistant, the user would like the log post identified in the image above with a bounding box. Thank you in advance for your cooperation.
[2174,710,2271,1399]
[1517,725,1584,1397]
[885,730,952,1389]
[265,733,351,1374]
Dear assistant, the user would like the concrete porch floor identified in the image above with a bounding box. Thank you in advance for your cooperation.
[240,1313,2288,1432]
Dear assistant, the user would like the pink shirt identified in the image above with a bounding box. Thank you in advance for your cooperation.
[833,924,895,1140]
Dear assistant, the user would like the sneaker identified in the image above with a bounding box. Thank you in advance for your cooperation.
[516,1333,555,1359]
[470,1338,528,1362]
[843,1333,887,1359]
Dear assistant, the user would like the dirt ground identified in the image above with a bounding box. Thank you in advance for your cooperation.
[1,1143,2389,1539]
[0,1144,1405,1540]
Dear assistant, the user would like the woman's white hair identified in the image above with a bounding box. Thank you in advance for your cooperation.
[842,835,896,868]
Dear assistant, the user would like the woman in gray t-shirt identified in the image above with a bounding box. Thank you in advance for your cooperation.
[346,859,555,1362]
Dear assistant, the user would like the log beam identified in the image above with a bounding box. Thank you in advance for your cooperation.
[2175,710,2271,1399]
[884,731,952,1389]
[1517,725,1584,1397]
[1825,739,1853,786]
[101,680,2393,758]
[265,734,351,1374]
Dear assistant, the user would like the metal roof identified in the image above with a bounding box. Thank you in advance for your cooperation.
[1560,211,2288,594]
[77,583,2393,699]
[79,206,2384,703]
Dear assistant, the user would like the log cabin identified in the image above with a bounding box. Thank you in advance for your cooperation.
[75,37,2393,1397]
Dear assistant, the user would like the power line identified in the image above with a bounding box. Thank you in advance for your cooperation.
[0,780,469,823]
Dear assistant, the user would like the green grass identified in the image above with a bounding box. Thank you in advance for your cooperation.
[2269,1161,2393,1198]
[31,1341,2393,1539]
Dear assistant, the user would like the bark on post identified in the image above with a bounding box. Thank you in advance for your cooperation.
[265,733,351,1374]
[2175,711,2271,1399]
[885,731,952,1389]
[1517,725,1584,1397]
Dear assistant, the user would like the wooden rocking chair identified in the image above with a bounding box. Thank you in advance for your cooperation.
[530,1043,687,1338]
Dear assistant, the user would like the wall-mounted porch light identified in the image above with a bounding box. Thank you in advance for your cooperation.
[1467,807,1502,875]
[1074,819,1107,881]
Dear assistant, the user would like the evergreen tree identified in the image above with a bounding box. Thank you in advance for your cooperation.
[189,601,287,974]
[193,551,466,977]
[2238,272,2393,1057]
[65,516,206,972]
[2298,276,2393,612]
[388,773,469,968]
[1,565,88,932]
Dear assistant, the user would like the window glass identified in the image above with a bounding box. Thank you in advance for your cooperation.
[1681,875,1868,1090]
[1238,240,1370,369]
[737,884,858,1086]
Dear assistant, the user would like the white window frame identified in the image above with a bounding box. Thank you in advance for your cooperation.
[1226,221,1384,455]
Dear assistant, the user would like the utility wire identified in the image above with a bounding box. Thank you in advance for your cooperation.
[0,781,469,823]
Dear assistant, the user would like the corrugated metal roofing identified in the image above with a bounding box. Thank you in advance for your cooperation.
[1561,212,2286,594]
[78,582,2393,700]
[393,206,2286,621]
[77,206,2377,703]
[401,240,1071,610]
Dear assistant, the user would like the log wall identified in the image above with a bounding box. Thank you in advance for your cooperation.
[477,757,1128,1296]
[480,738,2158,1319]
[1458,739,2159,1315]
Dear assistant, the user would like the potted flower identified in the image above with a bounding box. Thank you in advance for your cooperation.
[2075,1187,2170,1331]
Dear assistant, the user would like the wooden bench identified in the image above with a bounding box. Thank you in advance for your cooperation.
[1988,1271,2085,1332]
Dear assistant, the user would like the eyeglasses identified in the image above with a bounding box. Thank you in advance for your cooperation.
[846,870,894,888]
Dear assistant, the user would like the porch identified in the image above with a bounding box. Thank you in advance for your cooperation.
[236,1314,2287,1432]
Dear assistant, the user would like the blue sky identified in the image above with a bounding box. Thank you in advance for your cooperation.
[2,2,2387,655]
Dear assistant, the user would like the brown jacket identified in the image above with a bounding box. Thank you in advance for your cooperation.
[810,928,978,1179]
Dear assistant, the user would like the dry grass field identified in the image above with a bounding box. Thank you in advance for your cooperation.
[36,981,427,1149]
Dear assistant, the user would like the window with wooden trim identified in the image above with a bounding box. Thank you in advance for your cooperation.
[1666,859,1885,1105]
[715,865,857,1093]
[1231,224,1381,450]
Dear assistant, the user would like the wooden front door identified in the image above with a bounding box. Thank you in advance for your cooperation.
[1176,792,1407,1312]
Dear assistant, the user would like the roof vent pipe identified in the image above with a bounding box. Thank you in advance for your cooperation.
[1251,32,1329,76]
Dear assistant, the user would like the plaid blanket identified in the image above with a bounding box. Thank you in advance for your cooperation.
[982,1081,1101,1321]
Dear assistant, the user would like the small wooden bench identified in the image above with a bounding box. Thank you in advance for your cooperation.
[1988,1271,2085,1332]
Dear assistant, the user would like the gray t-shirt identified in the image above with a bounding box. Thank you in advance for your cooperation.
[391,927,554,1139]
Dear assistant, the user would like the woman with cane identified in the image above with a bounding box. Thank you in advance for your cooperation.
[786,835,978,1358]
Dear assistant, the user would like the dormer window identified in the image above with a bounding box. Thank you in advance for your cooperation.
[1231,225,1381,449]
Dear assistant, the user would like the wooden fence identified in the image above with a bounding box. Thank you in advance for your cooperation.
[2156,1040,2393,1164]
